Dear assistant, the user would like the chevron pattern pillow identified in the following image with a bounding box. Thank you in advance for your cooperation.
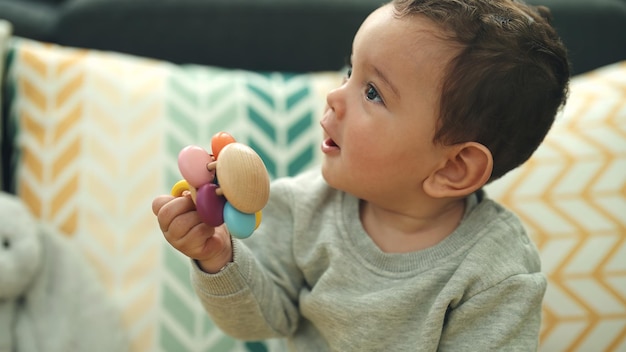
[484,61,626,352]
[3,36,625,352]
[3,38,341,352]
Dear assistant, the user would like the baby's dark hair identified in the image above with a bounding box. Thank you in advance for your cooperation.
[393,0,570,182]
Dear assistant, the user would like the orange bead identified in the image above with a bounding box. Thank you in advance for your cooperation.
[211,131,236,159]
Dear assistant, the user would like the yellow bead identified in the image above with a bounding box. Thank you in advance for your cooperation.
[171,179,190,197]
[254,211,262,229]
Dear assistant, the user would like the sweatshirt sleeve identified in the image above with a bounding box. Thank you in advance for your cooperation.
[438,272,547,351]
[189,178,304,341]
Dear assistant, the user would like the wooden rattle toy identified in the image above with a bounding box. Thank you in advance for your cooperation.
[171,132,270,238]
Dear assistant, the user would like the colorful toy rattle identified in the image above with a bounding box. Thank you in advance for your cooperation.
[171,132,270,238]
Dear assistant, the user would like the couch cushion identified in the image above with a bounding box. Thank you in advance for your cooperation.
[0,0,59,42]
[484,61,626,351]
[56,0,383,72]
[2,37,341,352]
[526,0,626,75]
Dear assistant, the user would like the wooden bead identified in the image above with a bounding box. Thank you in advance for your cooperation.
[217,142,270,214]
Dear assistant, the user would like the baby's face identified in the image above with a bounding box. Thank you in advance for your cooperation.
[320,4,459,206]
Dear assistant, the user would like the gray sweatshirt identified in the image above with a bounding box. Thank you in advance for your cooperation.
[191,169,546,351]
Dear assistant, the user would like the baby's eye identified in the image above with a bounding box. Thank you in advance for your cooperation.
[365,84,383,103]
[341,67,352,85]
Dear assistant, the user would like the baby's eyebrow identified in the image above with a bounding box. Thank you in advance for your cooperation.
[373,65,400,99]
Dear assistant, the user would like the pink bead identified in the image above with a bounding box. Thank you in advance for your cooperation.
[177,145,215,188]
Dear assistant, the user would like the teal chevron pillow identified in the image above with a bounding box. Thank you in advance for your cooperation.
[2,38,343,352]
[163,66,340,183]
[160,66,342,352]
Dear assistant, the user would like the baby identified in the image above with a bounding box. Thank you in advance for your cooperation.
[152,0,569,350]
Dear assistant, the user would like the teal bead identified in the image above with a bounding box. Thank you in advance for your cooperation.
[223,202,256,239]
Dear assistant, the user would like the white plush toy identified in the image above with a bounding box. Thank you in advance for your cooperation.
[0,192,129,352]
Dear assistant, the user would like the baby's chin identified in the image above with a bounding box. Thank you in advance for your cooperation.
[320,162,340,189]
[319,163,358,197]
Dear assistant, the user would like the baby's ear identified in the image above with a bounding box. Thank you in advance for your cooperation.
[423,142,493,198]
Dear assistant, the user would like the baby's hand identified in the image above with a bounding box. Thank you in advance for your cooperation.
[152,194,233,273]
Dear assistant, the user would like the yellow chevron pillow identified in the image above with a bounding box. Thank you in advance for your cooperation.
[484,61,626,352]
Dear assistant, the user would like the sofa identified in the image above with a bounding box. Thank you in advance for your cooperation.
[0,1,625,351]
[1,0,626,75]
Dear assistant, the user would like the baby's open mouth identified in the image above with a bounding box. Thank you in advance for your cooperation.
[325,138,338,148]
[322,137,340,152]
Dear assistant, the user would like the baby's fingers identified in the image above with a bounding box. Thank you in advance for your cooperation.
[152,195,175,216]
[171,223,225,258]
[152,194,232,266]
[166,215,232,265]
[153,195,196,233]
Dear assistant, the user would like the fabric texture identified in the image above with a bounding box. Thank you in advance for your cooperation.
[2,37,338,352]
[192,169,547,351]
[483,61,626,352]
[0,191,128,352]
[1,37,625,351]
